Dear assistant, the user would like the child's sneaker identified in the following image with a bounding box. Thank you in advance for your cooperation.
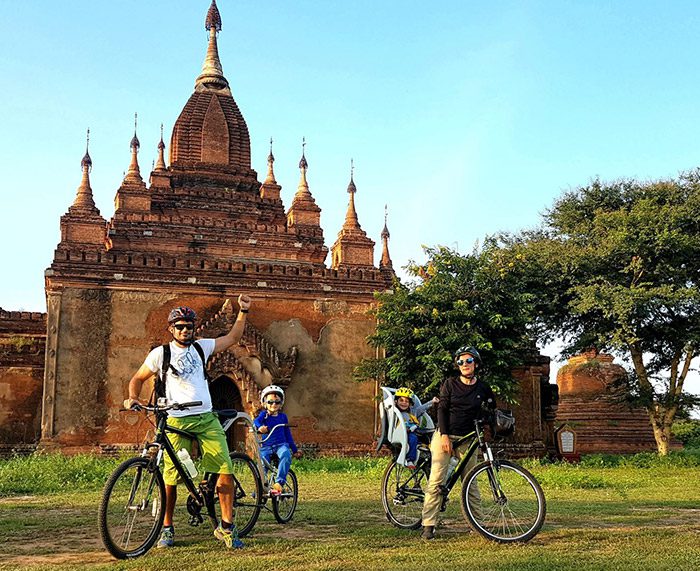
[270,482,283,496]
[406,461,416,469]
[156,526,174,548]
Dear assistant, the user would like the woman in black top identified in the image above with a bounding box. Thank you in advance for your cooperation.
[420,346,494,540]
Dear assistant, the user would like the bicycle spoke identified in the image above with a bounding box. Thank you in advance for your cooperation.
[461,460,545,543]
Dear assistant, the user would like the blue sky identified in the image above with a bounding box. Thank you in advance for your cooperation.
[1,1,699,394]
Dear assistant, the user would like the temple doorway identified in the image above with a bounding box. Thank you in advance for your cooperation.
[209,375,247,453]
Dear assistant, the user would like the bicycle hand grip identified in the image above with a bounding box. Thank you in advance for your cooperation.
[174,401,203,410]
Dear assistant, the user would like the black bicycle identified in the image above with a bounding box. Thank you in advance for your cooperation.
[98,401,262,559]
[381,414,546,543]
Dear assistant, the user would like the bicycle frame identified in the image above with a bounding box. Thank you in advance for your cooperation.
[218,411,269,492]
[218,410,291,498]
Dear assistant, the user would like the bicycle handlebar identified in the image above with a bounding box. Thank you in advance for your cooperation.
[123,400,203,413]
[258,423,291,443]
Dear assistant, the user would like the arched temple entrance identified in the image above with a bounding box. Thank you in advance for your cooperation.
[209,375,248,453]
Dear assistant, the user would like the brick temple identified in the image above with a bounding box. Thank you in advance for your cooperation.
[0,1,610,458]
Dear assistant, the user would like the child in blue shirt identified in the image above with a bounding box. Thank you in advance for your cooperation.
[254,384,297,495]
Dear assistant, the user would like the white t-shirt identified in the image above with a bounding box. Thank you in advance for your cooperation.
[143,339,216,417]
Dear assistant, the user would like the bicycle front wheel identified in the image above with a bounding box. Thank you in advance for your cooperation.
[229,452,263,537]
[98,457,165,559]
[461,459,546,543]
[272,468,298,523]
[381,460,429,530]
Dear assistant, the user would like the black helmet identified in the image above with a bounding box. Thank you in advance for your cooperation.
[454,345,482,365]
[168,306,197,324]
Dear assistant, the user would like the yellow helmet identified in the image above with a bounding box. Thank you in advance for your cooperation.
[394,387,414,402]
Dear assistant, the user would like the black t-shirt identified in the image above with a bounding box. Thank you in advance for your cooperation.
[437,376,495,436]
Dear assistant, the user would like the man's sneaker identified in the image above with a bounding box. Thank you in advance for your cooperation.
[157,526,174,548]
[270,482,283,496]
[214,524,243,549]
[421,525,435,540]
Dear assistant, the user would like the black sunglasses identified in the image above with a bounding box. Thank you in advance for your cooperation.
[173,323,194,331]
[265,400,282,405]
[456,357,475,366]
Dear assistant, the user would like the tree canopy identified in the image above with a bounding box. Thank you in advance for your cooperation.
[502,171,700,452]
[357,243,537,400]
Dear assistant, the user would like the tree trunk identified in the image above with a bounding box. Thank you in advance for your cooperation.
[649,413,671,456]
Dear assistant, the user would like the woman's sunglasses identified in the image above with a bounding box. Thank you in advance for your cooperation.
[173,323,194,331]
[266,400,282,405]
[456,357,475,366]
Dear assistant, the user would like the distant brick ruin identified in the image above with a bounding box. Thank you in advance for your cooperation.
[556,350,680,454]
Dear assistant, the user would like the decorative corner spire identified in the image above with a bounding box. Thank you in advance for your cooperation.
[130,112,140,151]
[347,158,357,194]
[299,137,308,170]
[342,160,360,229]
[381,204,390,238]
[154,122,167,171]
[124,113,143,184]
[70,128,100,214]
[81,128,92,171]
[205,0,222,32]
[380,204,393,270]
[296,137,311,195]
[195,0,230,93]
[264,136,277,183]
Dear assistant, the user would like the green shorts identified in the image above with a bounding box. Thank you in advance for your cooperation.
[162,412,233,486]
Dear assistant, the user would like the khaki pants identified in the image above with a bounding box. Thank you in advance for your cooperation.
[421,430,482,527]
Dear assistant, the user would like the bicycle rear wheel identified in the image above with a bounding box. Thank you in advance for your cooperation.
[272,468,298,523]
[98,457,165,559]
[381,460,429,529]
[461,459,546,543]
[229,452,263,537]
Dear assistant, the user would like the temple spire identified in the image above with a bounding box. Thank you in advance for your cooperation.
[287,137,322,228]
[260,137,282,201]
[154,123,167,172]
[70,129,99,214]
[296,137,311,198]
[264,137,277,184]
[380,204,394,270]
[195,0,230,93]
[343,159,360,229]
[124,113,143,183]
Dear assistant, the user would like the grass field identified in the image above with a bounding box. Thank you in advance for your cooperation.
[0,454,699,571]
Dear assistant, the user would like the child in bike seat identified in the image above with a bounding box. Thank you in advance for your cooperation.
[394,387,438,469]
[254,384,298,495]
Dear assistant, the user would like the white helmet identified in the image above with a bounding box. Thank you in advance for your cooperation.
[260,384,285,405]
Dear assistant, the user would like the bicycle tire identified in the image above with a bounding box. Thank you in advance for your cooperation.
[381,459,430,530]
[460,459,546,543]
[98,457,165,559]
[272,468,298,523]
[229,452,263,537]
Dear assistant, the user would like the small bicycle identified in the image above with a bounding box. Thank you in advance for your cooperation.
[98,400,259,559]
[219,412,299,527]
[381,412,546,543]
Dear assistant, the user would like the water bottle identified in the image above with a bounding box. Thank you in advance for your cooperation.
[177,448,198,478]
[444,456,459,484]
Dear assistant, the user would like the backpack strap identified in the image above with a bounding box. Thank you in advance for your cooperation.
[154,343,171,400]
[192,340,211,383]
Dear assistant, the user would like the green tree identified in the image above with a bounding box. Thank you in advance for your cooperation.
[505,172,700,454]
[355,243,536,400]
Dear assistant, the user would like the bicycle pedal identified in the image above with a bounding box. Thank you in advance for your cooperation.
[188,514,204,526]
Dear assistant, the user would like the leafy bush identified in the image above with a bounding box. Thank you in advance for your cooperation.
[672,419,700,448]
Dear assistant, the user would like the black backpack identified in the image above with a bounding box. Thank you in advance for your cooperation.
[153,341,210,400]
